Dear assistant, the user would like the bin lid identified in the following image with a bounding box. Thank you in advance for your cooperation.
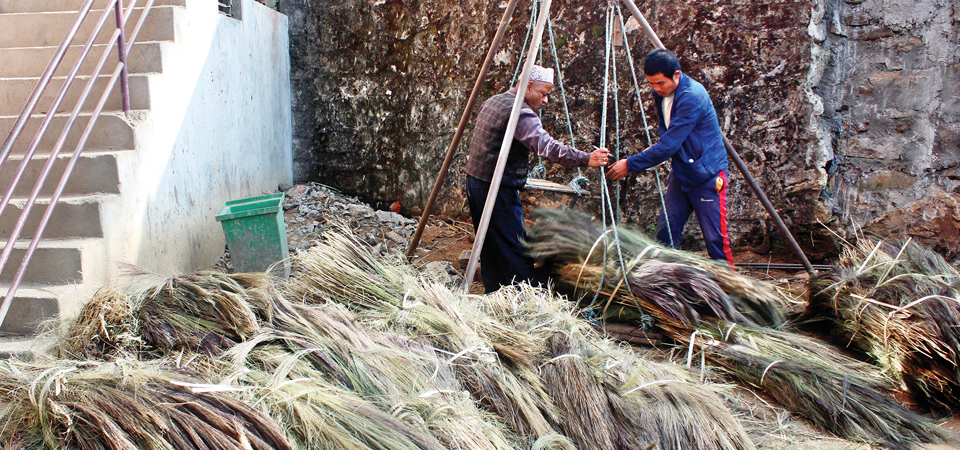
[216,193,285,221]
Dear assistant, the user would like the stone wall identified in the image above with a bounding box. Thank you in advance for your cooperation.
[281,0,960,261]
[814,0,960,259]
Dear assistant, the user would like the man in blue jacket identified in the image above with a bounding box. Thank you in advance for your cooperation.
[607,49,734,267]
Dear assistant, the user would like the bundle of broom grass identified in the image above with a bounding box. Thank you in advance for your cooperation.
[526,209,946,449]
[805,237,960,412]
[527,208,786,329]
[55,268,510,450]
[58,271,277,360]
[0,358,290,450]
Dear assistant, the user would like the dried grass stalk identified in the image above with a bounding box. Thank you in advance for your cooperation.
[806,237,960,412]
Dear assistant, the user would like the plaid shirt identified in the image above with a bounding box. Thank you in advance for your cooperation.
[466,88,589,188]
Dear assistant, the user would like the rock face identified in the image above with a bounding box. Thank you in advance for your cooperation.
[814,0,960,259]
[281,0,959,261]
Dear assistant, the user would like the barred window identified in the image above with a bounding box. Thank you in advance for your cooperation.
[218,0,240,19]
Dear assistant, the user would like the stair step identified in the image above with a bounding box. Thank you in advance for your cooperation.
[0,240,90,284]
[1,152,121,196]
[0,334,54,359]
[0,73,150,116]
[0,287,60,335]
[0,0,184,14]
[0,112,135,155]
[0,6,175,48]
[0,197,103,239]
[0,41,162,78]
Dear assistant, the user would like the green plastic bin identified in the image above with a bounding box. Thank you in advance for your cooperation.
[216,193,290,278]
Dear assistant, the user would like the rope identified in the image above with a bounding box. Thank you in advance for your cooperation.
[587,6,647,322]
[510,2,667,323]
[610,21,621,223]
[588,6,614,308]
[546,16,588,194]
[511,0,537,85]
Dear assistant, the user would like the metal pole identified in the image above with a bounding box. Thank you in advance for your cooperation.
[0,0,97,170]
[463,0,554,293]
[617,0,663,49]
[407,0,520,258]
[618,0,817,275]
[723,136,815,274]
[114,0,131,113]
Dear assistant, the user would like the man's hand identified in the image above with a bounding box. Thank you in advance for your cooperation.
[607,159,629,180]
[588,147,611,167]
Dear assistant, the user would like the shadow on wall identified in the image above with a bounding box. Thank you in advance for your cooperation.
[122,0,291,276]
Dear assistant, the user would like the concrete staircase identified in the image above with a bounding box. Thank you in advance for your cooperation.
[0,0,293,357]
[0,0,183,347]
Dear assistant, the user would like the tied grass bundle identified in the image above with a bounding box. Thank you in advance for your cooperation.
[541,332,647,450]
[133,271,274,355]
[527,208,785,328]
[696,324,944,450]
[615,354,756,450]
[287,222,418,311]
[806,237,960,412]
[59,271,279,359]
[526,209,946,449]
[0,359,290,450]
[60,286,140,360]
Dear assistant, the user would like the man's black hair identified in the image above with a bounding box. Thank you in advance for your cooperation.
[643,49,680,77]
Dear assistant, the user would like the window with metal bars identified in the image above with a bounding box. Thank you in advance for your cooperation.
[218,0,241,19]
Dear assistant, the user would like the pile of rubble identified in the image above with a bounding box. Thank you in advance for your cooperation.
[282,183,418,254]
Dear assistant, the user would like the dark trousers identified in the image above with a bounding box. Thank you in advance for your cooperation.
[655,170,735,267]
[466,176,536,293]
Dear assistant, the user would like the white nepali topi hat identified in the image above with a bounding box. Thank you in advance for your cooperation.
[530,65,555,84]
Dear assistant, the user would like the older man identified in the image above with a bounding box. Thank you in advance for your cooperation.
[607,49,734,267]
[465,65,610,293]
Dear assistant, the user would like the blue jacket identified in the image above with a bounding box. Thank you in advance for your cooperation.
[626,73,728,191]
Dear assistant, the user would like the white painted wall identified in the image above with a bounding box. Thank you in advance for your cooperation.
[101,0,292,279]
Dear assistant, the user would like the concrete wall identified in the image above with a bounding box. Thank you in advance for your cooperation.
[101,0,292,279]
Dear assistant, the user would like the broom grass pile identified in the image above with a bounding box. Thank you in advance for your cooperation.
[0,220,772,450]
[287,224,758,449]
[60,286,140,360]
[805,237,960,412]
[0,358,290,450]
[526,209,947,449]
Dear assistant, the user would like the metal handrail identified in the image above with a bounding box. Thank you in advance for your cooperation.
[0,0,156,329]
